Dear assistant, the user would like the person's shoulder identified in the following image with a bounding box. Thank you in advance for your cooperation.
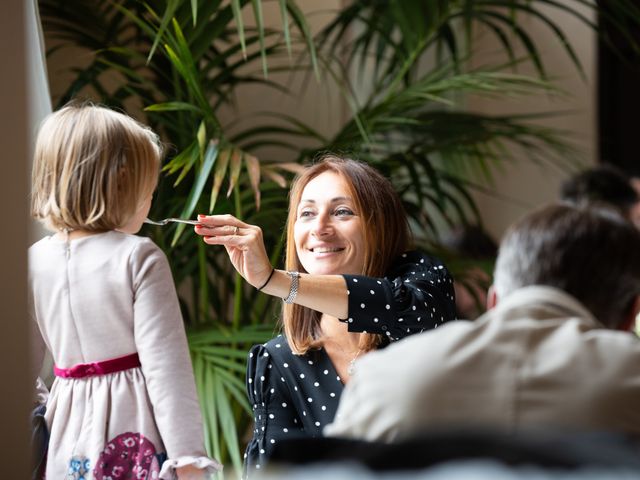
[574,329,640,388]
[59,230,161,257]
[28,235,53,254]
[28,236,55,270]
[407,317,474,341]
[264,334,292,350]
[367,319,476,368]
[387,250,450,278]
[355,321,472,379]
[249,335,293,360]
[113,231,160,250]
[112,232,166,264]
[585,327,640,352]
[401,250,447,268]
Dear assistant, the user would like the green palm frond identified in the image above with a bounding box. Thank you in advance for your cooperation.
[319,0,640,85]
[189,324,273,476]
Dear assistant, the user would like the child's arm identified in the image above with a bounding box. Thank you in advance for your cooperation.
[176,465,208,480]
[130,239,222,478]
[28,282,49,383]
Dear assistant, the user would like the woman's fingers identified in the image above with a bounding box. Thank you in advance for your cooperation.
[194,214,259,238]
[201,233,247,248]
[196,213,248,228]
[199,223,264,250]
[195,224,245,237]
[195,214,271,287]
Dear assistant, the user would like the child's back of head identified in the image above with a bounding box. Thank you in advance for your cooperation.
[31,102,162,233]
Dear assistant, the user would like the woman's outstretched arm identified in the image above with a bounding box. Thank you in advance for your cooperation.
[195,214,349,318]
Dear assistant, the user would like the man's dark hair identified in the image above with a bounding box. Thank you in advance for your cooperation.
[494,203,640,328]
[560,165,638,219]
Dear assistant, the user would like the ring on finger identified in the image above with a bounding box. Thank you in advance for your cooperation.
[233,226,239,236]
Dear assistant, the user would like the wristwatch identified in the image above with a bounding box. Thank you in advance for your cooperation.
[283,271,300,304]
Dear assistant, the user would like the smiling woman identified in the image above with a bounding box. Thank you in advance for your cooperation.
[194,155,457,475]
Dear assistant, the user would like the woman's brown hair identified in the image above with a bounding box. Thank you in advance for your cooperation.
[31,102,162,232]
[283,155,412,354]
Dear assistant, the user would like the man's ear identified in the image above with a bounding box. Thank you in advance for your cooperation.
[619,295,640,332]
[486,285,498,310]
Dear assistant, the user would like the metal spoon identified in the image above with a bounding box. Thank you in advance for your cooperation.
[144,217,201,226]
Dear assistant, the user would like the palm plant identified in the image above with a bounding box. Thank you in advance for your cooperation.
[39,0,640,475]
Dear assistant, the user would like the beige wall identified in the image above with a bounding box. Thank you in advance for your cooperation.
[0,0,30,476]
[216,0,348,161]
[468,4,596,239]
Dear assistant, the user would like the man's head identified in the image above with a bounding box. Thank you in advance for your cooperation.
[492,204,640,329]
[560,165,640,228]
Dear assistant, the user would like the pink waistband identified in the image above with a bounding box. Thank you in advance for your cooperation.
[54,353,141,378]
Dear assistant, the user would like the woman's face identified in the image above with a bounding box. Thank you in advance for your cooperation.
[294,171,366,275]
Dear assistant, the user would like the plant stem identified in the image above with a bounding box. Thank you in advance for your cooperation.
[198,240,209,324]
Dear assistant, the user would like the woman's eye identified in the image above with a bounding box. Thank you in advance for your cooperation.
[334,208,354,216]
[299,210,314,218]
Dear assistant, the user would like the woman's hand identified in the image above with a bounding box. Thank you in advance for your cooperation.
[195,214,273,289]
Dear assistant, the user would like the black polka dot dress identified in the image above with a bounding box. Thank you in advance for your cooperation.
[243,250,456,474]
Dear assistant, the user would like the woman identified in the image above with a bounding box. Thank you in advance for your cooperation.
[194,155,456,473]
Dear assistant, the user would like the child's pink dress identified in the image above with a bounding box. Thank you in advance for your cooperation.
[29,231,221,479]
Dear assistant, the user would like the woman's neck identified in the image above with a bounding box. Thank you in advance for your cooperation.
[320,313,361,352]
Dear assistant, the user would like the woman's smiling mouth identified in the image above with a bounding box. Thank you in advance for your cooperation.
[310,247,345,253]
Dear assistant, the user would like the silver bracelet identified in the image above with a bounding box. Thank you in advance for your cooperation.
[283,271,300,304]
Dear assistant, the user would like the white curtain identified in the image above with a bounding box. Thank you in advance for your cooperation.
[27,0,54,381]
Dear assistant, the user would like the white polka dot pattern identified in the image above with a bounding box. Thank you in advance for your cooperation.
[243,335,344,476]
[341,250,456,341]
[242,251,456,476]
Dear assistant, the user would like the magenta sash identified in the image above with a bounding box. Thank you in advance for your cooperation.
[54,353,141,378]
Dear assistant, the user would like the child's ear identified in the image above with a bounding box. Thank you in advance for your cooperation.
[486,285,498,310]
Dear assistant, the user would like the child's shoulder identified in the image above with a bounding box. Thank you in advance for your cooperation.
[85,232,170,275]
[28,235,52,251]
[109,232,165,260]
[28,231,163,258]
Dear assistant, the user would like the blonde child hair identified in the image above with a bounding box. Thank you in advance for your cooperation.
[31,102,161,232]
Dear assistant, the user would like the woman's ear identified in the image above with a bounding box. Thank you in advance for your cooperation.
[486,285,498,310]
[619,295,640,332]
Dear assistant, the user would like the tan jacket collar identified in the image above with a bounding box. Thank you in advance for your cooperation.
[491,285,603,329]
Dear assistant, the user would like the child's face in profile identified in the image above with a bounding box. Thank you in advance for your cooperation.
[118,192,153,234]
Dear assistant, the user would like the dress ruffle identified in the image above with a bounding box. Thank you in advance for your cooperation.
[35,376,49,404]
[159,455,223,479]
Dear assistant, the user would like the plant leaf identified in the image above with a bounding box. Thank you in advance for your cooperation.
[171,140,219,246]
[210,148,231,211]
[244,153,262,210]
[226,148,243,198]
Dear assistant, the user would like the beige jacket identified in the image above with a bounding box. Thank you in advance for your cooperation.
[325,286,640,441]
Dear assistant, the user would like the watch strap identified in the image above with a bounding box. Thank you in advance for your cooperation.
[283,271,300,304]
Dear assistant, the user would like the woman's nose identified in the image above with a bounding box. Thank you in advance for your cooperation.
[310,213,332,237]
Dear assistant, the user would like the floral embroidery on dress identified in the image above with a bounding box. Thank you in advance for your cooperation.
[93,432,161,479]
[67,456,90,479]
